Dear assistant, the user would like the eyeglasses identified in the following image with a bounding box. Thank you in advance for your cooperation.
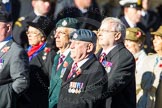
[26,31,41,36]
[98,29,117,33]
[54,30,67,36]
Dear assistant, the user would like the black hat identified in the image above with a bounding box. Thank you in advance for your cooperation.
[70,29,97,44]
[27,16,53,37]
[0,11,12,22]
[119,0,142,9]
[56,17,80,29]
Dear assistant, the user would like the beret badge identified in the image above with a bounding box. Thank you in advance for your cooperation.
[73,33,78,39]
[62,20,67,26]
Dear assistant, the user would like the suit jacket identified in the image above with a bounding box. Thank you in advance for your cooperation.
[0,40,29,108]
[22,47,56,108]
[49,52,73,108]
[96,43,136,108]
[57,54,108,108]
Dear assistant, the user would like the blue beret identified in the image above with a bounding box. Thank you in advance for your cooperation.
[56,17,80,29]
[70,29,97,44]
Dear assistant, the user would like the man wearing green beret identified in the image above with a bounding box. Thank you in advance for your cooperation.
[57,29,108,108]
[49,17,79,108]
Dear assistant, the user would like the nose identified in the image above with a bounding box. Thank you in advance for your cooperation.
[54,32,59,38]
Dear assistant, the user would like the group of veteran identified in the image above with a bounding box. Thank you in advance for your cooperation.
[49,17,137,108]
[2,8,162,108]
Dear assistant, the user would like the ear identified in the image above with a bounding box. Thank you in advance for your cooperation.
[31,1,36,7]
[114,32,121,41]
[87,43,94,53]
[41,36,46,42]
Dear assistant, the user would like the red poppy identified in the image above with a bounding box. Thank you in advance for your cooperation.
[44,47,51,53]
[159,64,162,68]
[136,31,142,38]
[63,61,68,68]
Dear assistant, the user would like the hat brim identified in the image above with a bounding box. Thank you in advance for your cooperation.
[27,22,46,37]
[151,32,162,36]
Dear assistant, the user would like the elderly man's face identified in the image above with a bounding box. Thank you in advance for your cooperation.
[26,26,44,46]
[125,7,142,24]
[70,40,93,62]
[153,35,162,53]
[54,27,69,50]
[98,21,117,48]
[0,22,11,42]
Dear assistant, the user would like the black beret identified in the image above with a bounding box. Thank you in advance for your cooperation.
[70,29,97,44]
[27,16,53,37]
[56,17,80,29]
[0,11,12,22]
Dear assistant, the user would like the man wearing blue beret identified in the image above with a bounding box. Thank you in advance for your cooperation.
[57,29,108,108]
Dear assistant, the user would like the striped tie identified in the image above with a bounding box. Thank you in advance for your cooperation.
[99,52,106,63]
[67,63,78,80]
[57,54,65,70]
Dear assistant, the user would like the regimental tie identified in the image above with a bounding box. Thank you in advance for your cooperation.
[57,54,65,70]
[67,63,78,80]
[99,52,106,63]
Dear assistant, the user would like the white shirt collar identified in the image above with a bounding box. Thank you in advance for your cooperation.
[74,54,93,68]
[101,45,117,55]
[58,48,70,61]
[125,16,136,27]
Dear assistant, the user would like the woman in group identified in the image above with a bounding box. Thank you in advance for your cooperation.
[24,17,56,108]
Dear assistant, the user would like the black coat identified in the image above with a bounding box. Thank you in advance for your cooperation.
[18,47,56,108]
[96,43,136,108]
[57,54,108,108]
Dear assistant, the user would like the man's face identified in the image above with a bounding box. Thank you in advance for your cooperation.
[0,22,10,42]
[98,21,117,48]
[153,35,162,53]
[70,40,91,62]
[125,7,142,24]
[27,26,44,46]
[32,0,51,15]
[125,39,140,54]
[74,0,92,9]
[54,27,69,50]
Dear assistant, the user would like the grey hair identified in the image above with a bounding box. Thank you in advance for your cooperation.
[102,17,126,42]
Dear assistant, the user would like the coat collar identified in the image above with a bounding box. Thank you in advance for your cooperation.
[61,54,97,87]
[96,42,125,61]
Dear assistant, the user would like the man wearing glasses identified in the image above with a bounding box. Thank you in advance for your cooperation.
[96,17,136,108]
[49,17,79,108]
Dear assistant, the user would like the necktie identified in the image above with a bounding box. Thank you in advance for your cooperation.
[67,63,78,80]
[99,52,106,63]
[57,54,65,70]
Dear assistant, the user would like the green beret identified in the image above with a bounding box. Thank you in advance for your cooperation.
[126,27,145,42]
[70,29,97,44]
[56,17,80,29]
[151,26,162,37]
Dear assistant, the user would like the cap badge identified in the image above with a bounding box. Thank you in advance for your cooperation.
[73,33,78,39]
[62,20,67,26]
